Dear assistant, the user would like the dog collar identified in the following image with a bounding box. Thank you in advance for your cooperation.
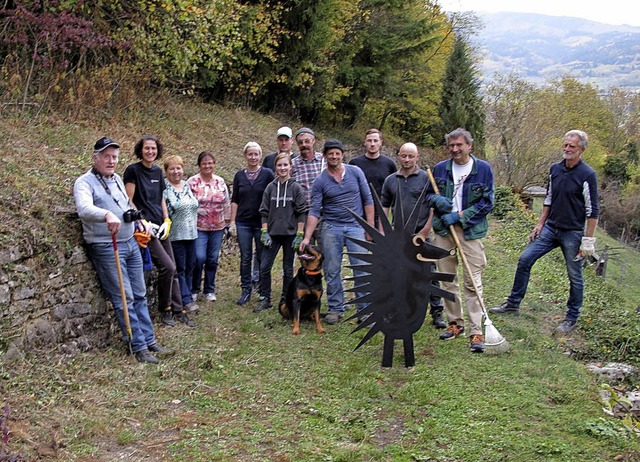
[305,269,321,276]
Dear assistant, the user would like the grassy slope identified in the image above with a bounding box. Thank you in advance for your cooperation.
[1,101,640,461]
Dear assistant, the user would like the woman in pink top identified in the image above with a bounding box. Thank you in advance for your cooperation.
[187,151,231,302]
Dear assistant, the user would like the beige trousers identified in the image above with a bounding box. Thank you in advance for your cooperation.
[433,224,486,336]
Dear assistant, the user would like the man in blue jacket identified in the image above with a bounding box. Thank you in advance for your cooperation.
[430,128,494,353]
[490,130,599,334]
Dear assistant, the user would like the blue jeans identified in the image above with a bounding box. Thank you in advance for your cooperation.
[237,223,264,293]
[172,239,196,305]
[88,237,156,353]
[507,223,584,322]
[321,221,368,315]
[259,235,295,302]
[193,230,224,296]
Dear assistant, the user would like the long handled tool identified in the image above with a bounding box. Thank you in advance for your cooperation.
[112,233,134,356]
[426,167,509,354]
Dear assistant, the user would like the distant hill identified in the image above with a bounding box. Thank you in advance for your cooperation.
[471,12,640,91]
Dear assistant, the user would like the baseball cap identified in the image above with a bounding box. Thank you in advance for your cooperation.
[276,126,293,138]
[323,139,344,154]
[295,127,315,139]
[93,137,120,152]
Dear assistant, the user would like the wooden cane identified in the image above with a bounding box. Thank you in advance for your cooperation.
[112,233,134,355]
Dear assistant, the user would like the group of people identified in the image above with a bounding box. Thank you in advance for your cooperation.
[74,125,599,363]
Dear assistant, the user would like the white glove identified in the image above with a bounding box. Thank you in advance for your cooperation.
[157,218,172,240]
[580,236,596,257]
[149,222,160,238]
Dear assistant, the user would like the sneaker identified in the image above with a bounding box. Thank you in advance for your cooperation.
[134,349,159,364]
[175,311,196,328]
[205,293,217,302]
[148,343,174,356]
[191,292,199,301]
[431,311,447,329]
[236,291,251,306]
[489,302,520,314]
[253,299,272,313]
[439,323,465,340]
[161,311,176,327]
[469,334,485,353]
[555,320,577,334]
[185,302,200,314]
[324,312,342,325]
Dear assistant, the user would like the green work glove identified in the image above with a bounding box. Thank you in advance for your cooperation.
[261,229,272,248]
[292,231,303,250]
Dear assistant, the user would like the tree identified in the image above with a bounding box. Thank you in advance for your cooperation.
[435,34,485,153]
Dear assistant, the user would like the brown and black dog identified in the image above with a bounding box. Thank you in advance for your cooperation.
[279,244,326,335]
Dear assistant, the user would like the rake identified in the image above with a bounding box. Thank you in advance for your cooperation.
[426,167,509,354]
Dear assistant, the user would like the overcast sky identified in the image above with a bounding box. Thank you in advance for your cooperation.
[438,0,640,27]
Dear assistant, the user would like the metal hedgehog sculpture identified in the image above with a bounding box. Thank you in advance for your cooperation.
[344,188,456,368]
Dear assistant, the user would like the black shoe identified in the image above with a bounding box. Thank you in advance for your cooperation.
[432,312,447,329]
[135,349,159,364]
[161,311,176,327]
[489,302,520,314]
[253,298,272,313]
[555,320,577,334]
[175,311,196,328]
[236,291,251,305]
[148,343,174,356]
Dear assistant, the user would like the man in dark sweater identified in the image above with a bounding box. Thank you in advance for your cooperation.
[349,129,397,201]
[262,126,295,171]
[490,130,599,334]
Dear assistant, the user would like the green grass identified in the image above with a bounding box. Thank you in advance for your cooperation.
[2,103,640,461]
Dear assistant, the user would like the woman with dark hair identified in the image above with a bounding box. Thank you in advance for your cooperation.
[229,142,274,306]
[187,151,231,303]
[124,135,195,328]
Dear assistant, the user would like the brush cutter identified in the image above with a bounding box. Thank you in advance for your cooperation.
[426,167,509,354]
[112,233,134,356]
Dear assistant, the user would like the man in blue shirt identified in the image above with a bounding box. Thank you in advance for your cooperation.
[490,130,599,334]
[299,139,374,324]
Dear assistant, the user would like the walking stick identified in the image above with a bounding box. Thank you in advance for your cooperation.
[426,167,509,354]
[112,233,134,356]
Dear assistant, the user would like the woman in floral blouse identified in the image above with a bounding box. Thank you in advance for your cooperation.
[163,155,199,313]
[187,151,231,302]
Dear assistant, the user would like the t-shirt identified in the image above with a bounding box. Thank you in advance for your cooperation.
[123,162,165,225]
[163,179,199,241]
[187,173,231,231]
[349,154,397,199]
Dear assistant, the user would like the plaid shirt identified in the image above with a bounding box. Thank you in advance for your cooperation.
[291,152,325,207]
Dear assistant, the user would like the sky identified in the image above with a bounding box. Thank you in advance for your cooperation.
[438,0,640,27]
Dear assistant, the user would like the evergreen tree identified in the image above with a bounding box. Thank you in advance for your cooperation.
[436,34,485,154]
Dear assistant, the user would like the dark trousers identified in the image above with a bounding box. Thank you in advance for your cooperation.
[148,237,183,312]
[259,235,296,302]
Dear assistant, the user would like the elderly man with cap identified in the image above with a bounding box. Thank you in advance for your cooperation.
[299,139,374,324]
[291,127,325,208]
[74,137,170,364]
[262,126,295,172]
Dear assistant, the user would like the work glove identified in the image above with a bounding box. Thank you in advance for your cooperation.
[292,231,304,250]
[442,212,461,227]
[431,194,453,213]
[261,229,272,248]
[157,218,172,240]
[133,230,151,248]
[149,222,160,238]
[580,236,596,257]
[228,222,237,238]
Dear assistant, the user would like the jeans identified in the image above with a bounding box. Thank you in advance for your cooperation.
[259,235,295,302]
[88,237,155,353]
[321,221,368,315]
[507,223,583,322]
[237,223,264,293]
[147,237,182,312]
[172,239,196,305]
[193,230,224,296]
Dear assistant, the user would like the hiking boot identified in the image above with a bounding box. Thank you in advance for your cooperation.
[489,301,520,315]
[324,312,342,325]
[253,298,272,313]
[236,291,251,306]
[555,320,577,334]
[161,311,176,327]
[431,311,447,329]
[469,334,485,353]
[439,323,465,340]
[175,311,196,328]
[135,349,159,364]
[148,343,174,356]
